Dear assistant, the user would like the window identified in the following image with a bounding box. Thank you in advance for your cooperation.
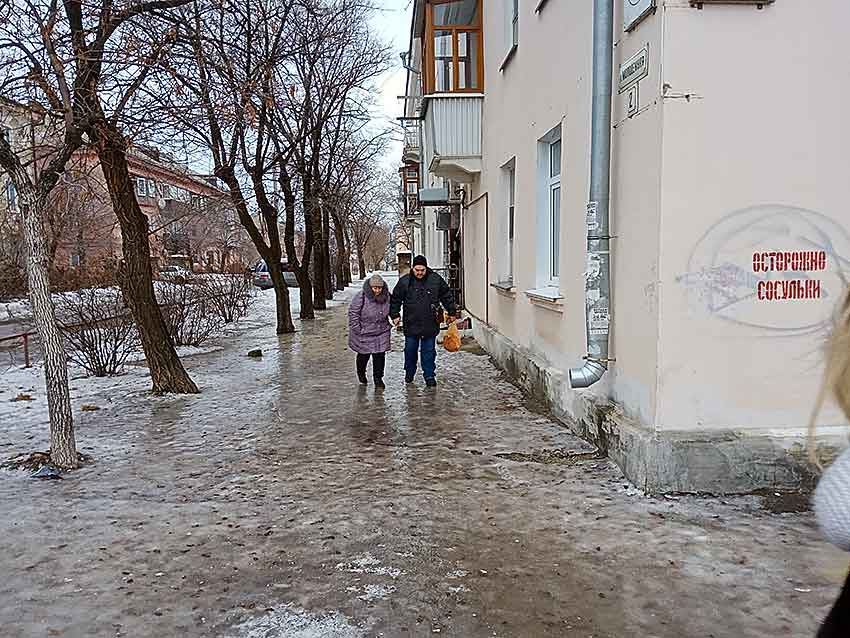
[535,125,562,288]
[505,161,516,283]
[70,254,81,267]
[135,177,146,197]
[549,138,561,281]
[146,179,156,197]
[1,127,11,145]
[425,0,483,93]
[500,0,519,69]
[512,0,519,46]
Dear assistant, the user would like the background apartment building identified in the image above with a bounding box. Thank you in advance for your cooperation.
[402,0,850,493]
[0,98,254,294]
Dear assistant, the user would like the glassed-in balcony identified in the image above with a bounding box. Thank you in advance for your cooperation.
[422,94,482,183]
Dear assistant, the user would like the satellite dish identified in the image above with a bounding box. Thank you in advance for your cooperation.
[157,198,167,208]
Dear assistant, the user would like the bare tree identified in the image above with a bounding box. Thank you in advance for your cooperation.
[347,166,397,279]
[153,0,299,332]
[274,0,393,310]
[0,0,195,464]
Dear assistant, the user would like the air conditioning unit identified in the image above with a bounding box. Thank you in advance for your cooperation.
[435,207,452,231]
[418,187,449,206]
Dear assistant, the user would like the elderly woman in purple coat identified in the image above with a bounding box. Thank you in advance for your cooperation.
[349,274,392,388]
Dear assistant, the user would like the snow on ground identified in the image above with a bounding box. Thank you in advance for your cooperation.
[224,604,363,638]
[0,275,384,444]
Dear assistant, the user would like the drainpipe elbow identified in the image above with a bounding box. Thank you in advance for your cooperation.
[569,358,608,389]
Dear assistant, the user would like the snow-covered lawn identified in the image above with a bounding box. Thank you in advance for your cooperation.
[0,275,383,444]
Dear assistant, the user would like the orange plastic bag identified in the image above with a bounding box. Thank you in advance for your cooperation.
[444,322,461,353]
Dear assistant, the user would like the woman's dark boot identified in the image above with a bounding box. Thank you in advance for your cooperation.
[374,378,386,389]
[356,354,369,385]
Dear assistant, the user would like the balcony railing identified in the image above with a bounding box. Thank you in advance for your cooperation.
[402,119,421,163]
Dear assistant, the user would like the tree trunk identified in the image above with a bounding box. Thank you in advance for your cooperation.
[358,253,366,281]
[343,259,352,287]
[268,261,295,334]
[20,190,78,469]
[93,123,198,394]
[342,224,353,286]
[330,211,345,291]
[322,208,333,299]
[282,167,315,320]
[311,205,327,310]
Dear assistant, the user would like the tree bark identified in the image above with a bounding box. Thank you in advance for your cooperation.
[311,204,327,310]
[280,166,314,320]
[330,210,346,291]
[92,122,198,395]
[20,188,78,469]
[268,260,295,333]
[342,224,353,286]
[322,207,333,299]
[358,252,366,281]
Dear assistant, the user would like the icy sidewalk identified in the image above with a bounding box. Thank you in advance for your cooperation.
[0,278,845,638]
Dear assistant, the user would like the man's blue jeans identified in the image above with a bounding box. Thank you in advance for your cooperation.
[404,335,437,380]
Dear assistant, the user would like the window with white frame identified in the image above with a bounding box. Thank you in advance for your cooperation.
[549,137,561,282]
[511,0,519,47]
[500,158,516,284]
[506,161,516,283]
[1,127,11,145]
[535,125,562,289]
[135,177,146,197]
[146,178,156,198]
[501,0,519,68]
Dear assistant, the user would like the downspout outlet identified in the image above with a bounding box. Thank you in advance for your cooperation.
[569,358,608,389]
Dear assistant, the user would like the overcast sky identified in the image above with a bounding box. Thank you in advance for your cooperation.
[370,0,412,170]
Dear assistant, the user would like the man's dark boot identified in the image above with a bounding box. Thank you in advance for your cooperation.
[425,378,437,388]
[405,373,415,384]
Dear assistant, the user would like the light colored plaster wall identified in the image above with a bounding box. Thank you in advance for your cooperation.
[463,0,665,427]
[657,0,850,435]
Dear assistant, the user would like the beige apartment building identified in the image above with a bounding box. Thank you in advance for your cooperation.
[401,0,850,492]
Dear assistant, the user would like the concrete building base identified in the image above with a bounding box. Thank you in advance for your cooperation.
[473,320,842,495]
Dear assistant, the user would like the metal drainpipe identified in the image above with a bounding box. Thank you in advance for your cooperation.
[569,0,614,389]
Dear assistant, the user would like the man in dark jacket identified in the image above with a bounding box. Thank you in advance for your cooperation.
[390,255,457,387]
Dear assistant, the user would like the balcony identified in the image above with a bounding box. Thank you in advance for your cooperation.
[402,119,421,164]
[422,94,482,184]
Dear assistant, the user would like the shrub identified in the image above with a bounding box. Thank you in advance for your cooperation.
[157,281,224,348]
[203,273,255,324]
[56,287,139,377]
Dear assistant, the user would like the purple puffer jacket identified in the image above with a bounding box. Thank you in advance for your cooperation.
[348,279,391,354]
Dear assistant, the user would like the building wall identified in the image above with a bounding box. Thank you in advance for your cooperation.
[464,0,665,426]
[458,0,849,491]
[656,0,850,436]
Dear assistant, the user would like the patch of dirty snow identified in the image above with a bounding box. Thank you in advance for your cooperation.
[225,604,363,638]
[357,584,396,602]
[335,553,403,578]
